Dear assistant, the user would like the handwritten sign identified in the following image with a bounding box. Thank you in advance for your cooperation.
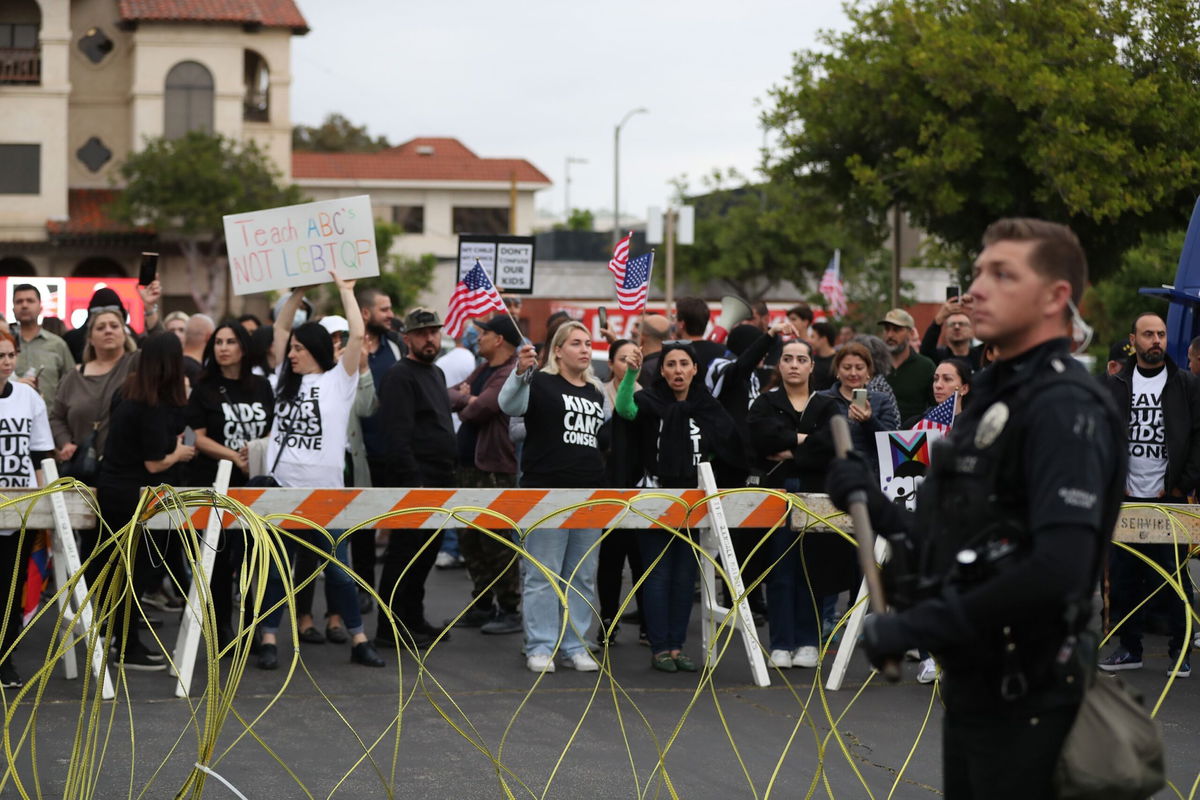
[224,195,379,296]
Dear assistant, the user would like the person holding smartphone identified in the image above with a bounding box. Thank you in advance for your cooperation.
[819,341,899,475]
[920,287,986,370]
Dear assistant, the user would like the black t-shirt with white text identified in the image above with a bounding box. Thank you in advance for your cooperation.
[520,373,605,488]
[186,375,275,486]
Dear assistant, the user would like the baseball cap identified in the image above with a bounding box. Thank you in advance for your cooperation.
[879,309,915,328]
[473,315,522,347]
[318,315,349,335]
[403,307,443,332]
[1108,340,1134,362]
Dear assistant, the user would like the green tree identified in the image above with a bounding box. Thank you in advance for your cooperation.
[671,167,887,301]
[292,113,391,152]
[1084,228,1183,355]
[566,208,594,231]
[765,0,1200,279]
[111,131,304,315]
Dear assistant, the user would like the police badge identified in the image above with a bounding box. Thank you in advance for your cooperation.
[975,402,1009,449]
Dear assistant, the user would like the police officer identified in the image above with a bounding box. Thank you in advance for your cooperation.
[827,218,1125,798]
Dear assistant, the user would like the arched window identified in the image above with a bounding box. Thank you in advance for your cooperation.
[72,257,127,278]
[164,61,213,139]
[243,50,269,122]
[0,257,36,277]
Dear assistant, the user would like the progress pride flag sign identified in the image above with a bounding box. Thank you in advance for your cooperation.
[223,195,379,296]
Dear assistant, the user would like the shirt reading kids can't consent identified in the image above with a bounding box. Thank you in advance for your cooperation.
[518,372,605,488]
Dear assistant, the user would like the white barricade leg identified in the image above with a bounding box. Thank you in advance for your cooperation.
[824,536,890,692]
[41,459,114,700]
[697,464,770,688]
[50,534,77,680]
[173,459,233,697]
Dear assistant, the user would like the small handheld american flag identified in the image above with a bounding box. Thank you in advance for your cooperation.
[444,260,506,338]
[607,232,654,310]
[913,391,957,434]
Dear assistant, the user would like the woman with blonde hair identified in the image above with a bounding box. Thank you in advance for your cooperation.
[50,306,139,480]
[499,321,605,673]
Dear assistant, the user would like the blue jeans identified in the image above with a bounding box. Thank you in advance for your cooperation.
[637,529,699,653]
[765,528,821,651]
[521,528,600,657]
[261,529,363,636]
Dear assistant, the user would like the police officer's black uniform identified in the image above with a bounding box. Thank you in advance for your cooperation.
[828,336,1125,799]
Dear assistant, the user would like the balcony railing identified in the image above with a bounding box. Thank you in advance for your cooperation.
[0,48,41,85]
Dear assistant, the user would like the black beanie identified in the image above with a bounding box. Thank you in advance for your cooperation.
[88,287,127,321]
[725,324,763,357]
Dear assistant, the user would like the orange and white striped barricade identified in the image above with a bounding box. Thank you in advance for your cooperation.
[143,473,804,692]
[38,459,115,700]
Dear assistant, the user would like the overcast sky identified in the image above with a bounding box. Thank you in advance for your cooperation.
[291,0,851,223]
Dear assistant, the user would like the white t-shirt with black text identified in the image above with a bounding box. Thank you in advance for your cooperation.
[268,365,358,488]
[0,382,53,489]
[1126,365,1168,498]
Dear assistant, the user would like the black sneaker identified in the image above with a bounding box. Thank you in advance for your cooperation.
[480,611,522,636]
[1167,653,1191,679]
[1098,648,1143,672]
[0,662,21,688]
[120,647,167,672]
[350,641,385,667]
[446,605,496,628]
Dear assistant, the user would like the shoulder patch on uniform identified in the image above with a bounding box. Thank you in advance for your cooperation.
[975,402,1009,449]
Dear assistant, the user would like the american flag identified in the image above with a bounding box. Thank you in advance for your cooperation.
[613,252,654,311]
[444,260,506,337]
[819,249,847,317]
[913,392,957,434]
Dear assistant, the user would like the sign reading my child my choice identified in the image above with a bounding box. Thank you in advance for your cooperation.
[224,195,380,295]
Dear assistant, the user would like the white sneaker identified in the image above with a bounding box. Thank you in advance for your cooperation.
[917,657,938,684]
[526,653,555,673]
[434,551,457,569]
[768,649,793,668]
[561,651,599,672]
[792,646,819,668]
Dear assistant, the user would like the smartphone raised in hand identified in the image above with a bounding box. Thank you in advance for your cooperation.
[597,306,608,331]
[138,252,159,287]
[946,285,961,301]
[852,388,869,410]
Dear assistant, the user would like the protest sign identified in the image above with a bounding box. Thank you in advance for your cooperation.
[457,235,535,294]
[224,195,379,295]
[876,429,942,511]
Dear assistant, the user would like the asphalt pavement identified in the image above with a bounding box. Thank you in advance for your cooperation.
[3,562,1199,799]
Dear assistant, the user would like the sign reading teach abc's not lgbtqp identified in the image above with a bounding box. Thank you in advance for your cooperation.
[223,195,380,296]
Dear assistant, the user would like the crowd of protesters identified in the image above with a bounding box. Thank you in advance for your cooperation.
[0,275,1191,687]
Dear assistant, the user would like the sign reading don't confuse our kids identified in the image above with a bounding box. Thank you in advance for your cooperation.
[223,195,380,295]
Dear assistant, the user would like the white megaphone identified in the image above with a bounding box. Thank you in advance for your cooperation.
[707,295,753,344]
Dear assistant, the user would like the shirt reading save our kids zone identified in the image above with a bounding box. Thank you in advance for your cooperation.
[267,366,357,488]
[0,383,53,490]
[1126,365,1168,498]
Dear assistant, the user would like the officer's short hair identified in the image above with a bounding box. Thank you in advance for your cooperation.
[1130,311,1164,335]
[675,297,710,337]
[982,218,1087,310]
[1189,335,1200,355]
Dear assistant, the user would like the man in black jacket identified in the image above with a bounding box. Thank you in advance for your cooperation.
[1100,311,1200,677]
[375,307,457,648]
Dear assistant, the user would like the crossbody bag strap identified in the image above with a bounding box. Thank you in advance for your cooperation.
[268,398,300,475]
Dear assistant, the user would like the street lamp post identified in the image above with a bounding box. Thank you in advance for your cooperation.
[613,107,648,244]
[564,156,587,222]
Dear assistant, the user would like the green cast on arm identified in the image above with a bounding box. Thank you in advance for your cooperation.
[615,367,639,420]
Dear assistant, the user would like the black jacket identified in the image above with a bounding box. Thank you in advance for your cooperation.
[378,358,456,485]
[1104,356,1200,497]
[746,389,838,491]
[919,320,985,371]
